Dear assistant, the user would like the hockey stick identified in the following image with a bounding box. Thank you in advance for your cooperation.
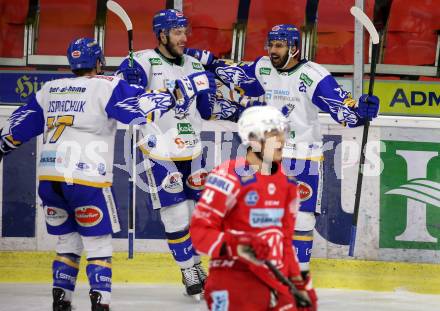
[348,6,380,257]
[237,245,311,307]
[106,0,136,259]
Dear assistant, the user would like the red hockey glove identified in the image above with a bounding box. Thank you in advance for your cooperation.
[290,273,317,311]
[224,232,270,261]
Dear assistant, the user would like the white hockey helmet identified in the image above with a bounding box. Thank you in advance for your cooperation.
[238,106,288,145]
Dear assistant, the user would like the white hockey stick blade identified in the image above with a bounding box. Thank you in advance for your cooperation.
[107,0,132,31]
[350,6,379,44]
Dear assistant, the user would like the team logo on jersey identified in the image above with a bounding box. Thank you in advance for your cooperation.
[245,191,259,206]
[75,206,103,227]
[186,169,208,190]
[162,172,184,193]
[259,67,271,75]
[149,58,163,65]
[298,182,313,201]
[250,208,284,228]
[44,206,68,226]
[192,62,203,70]
[206,174,234,195]
[268,183,276,195]
[177,123,195,135]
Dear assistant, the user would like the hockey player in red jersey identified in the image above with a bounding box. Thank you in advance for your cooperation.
[190,106,317,311]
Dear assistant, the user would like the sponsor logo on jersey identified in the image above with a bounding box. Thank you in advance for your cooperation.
[186,169,208,190]
[265,89,299,103]
[97,163,106,176]
[44,206,68,226]
[211,290,229,311]
[272,25,281,31]
[300,73,313,86]
[75,206,103,227]
[206,174,234,194]
[265,200,280,207]
[174,137,199,149]
[259,67,272,75]
[268,183,276,195]
[75,162,91,171]
[249,208,284,227]
[245,191,259,206]
[177,123,195,135]
[192,62,203,70]
[39,151,64,167]
[161,172,184,193]
[298,182,313,201]
[149,58,163,65]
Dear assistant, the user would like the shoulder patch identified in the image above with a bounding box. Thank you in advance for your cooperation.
[192,62,203,70]
[300,72,313,86]
[259,67,271,75]
[206,174,235,195]
[149,58,162,66]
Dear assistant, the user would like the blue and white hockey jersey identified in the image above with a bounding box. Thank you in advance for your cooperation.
[209,57,366,159]
[1,75,175,187]
[118,49,211,161]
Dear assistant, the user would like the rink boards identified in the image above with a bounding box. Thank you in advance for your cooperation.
[0,107,440,292]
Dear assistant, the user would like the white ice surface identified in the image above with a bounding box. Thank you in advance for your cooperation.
[0,284,439,311]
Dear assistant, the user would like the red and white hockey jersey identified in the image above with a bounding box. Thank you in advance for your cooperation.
[191,158,302,280]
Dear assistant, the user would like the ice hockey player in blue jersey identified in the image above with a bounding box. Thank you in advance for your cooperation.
[0,37,215,311]
[117,9,222,299]
[185,23,380,292]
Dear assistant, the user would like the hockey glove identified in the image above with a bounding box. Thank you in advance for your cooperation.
[122,66,142,86]
[223,232,270,262]
[357,94,379,121]
[0,130,17,163]
[184,48,214,66]
[291,273,318,311]
[174,71,216,114]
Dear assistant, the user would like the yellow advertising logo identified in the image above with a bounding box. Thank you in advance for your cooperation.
[15,75,45,100]
[365,80,440,117]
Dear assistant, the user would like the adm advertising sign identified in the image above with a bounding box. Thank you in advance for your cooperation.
[367,80,440,117]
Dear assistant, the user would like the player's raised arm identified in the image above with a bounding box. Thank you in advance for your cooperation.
[0,94,45,161]
[310,72,380,127]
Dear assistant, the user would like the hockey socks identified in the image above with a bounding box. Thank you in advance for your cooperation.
[52,253,80,302]
[166,229,195,269]
[86,257,112,305]
[293,230,314,272]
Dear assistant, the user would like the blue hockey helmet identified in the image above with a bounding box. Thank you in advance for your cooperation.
[267,24,300,48]
[152,9,188,37]
[67,38,106,71]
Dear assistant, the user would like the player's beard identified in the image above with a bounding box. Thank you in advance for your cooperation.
[165,39,184,58]
[270,52,289,69]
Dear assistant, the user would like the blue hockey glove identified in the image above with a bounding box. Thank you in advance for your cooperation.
[358,94,379,120]
[122,66,142,86]
[184,48,214,66]
[174,71,216,114]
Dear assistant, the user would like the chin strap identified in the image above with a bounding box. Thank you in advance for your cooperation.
[281,47,299,70]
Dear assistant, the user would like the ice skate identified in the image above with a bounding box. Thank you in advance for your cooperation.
[194,262,207,287]
[181,266,203,301]
[89,290,110,311]
[52,288,72,311]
